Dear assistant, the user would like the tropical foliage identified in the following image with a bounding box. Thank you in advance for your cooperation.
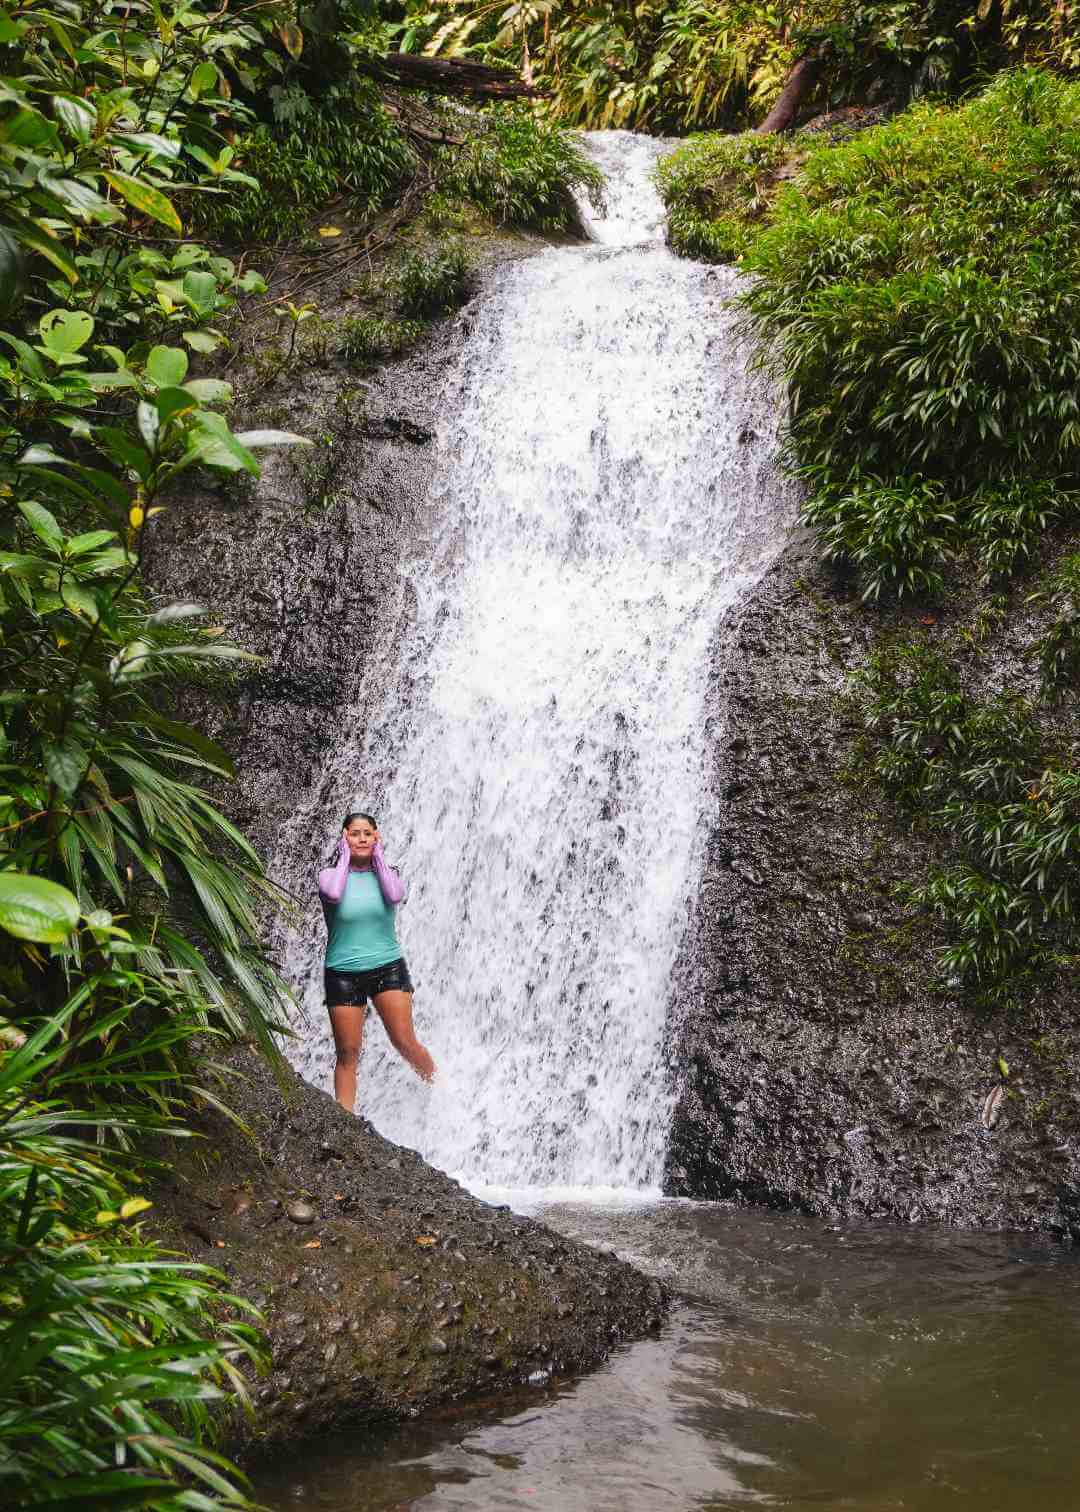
[860,637,1080,998]
[657,68,1080,1000]
[406,0,1080,133]
[726,70,1080,603]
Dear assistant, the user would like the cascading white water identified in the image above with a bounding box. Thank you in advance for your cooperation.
[276,131,796,1194]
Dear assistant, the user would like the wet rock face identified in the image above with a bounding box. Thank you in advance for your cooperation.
[149,1046,667,1455]
[667,538,1080,1233]
[143,327,458,861]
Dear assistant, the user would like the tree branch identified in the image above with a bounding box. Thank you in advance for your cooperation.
[370,53,547,100]
[754,55,820,135]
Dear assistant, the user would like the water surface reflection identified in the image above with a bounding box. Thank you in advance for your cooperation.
[255,1200,1080,1511]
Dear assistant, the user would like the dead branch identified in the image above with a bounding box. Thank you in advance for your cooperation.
[370,53,547,100]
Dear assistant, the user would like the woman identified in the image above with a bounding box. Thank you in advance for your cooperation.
[318,810,435,1112]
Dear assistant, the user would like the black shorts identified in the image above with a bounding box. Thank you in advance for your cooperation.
[324,957,413,1008]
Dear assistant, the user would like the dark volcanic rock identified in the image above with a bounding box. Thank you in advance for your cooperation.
[667,535,1080,1232]
[148,1045,667,1454]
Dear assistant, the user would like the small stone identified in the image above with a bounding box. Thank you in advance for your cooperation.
[428,1337,449,1355]
[286,1201,317,1226]
[324,1342,339,1365]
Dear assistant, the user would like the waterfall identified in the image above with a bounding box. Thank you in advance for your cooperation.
[275,131,795,1196]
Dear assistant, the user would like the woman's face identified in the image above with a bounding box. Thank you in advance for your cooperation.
[344,818,377,862]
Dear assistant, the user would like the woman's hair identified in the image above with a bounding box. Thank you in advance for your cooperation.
[343,810,377,830]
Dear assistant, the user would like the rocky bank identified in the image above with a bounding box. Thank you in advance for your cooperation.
[668,533,1080,1235]
[149,1043,665,1454]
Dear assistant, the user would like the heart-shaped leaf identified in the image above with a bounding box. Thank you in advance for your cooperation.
[183,329,221,354]
[146,344,189,387]
[39,308,93,354]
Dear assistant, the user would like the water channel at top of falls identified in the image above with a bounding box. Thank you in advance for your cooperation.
[258,133,1080,1512]
[276,130,797,1196]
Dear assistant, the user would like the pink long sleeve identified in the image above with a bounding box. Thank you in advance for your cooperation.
[318,838,350,904]
[372,840,406,905]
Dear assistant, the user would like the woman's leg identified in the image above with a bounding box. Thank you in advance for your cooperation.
[328,1002,366,1112]
[372,990,435,1082]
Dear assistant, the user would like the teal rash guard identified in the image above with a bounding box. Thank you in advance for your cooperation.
[323,869,402,972]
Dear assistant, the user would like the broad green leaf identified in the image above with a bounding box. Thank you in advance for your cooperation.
[181,269,218,316]
[0,870,79,943]
[189,60,219,97]
[183,328,221,354]
[0,550,50,580]
[60,579,100,620]
[11,217,78,284]
[183,377,232,404]
[67,528,116,556]
[103,171,182,233]
[235,429,312,449]
[53,93,96,143]
[96,426,152,481]
[186,412,257,475]
[44,736,89,795]
[0,330,45,377]
[156,384,196,424]
[39,308,94,354]
[0,225,24,316]
[41,176,116,221]
[0,12,27,41]
[1,106,60,150]
[17,499,62,548]
[146,344,189,387]
[118,130,181,159]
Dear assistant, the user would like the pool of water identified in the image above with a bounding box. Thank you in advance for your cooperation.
[253,1199,1080,1511]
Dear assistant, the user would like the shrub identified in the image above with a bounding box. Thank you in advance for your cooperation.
[1029,553,1080,698]
[655,132,788,262]
[435,106,604,231]
[385,244,473,319]
[733,70,1080,597]
[859,638,1080,993]
[0,964,266,1509]
[340,315,426,362]
[195,88,416,245]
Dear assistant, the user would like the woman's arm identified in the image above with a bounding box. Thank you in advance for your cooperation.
[318,835,350,904]
[371,840,406,905]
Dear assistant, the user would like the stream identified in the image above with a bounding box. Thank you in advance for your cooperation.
[254,1196,1080,1511]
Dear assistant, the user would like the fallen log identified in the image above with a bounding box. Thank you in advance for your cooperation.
[754,55,820,134]
[372,53,546,100]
